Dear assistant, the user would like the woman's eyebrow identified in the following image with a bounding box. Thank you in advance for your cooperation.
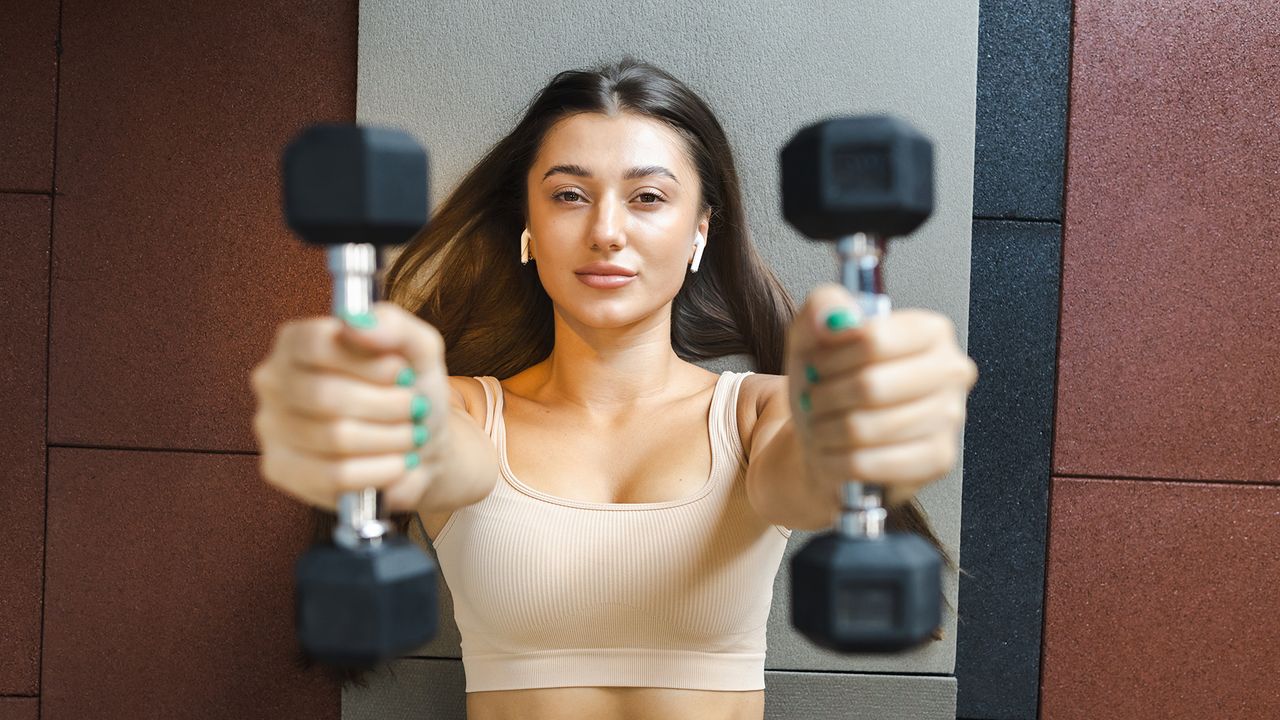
[542,164,680,184]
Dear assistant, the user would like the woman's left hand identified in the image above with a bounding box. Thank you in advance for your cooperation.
[785,283,979,511]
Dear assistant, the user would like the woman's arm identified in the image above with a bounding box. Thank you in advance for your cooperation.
[744,375,839,531]
[414,378,499,515]
[748,286,978,534]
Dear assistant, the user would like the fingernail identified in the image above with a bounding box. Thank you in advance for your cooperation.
[804,364,819,384]
[412,424,430,448]
[825,307,862,332]
[410,394,431,422]
[395,367,416,387]
[799,390,811,412]
[404,451,421,471]
[343,311,378,330]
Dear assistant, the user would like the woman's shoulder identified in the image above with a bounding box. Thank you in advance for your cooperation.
[735,372,786,459]
[446,375,490,427]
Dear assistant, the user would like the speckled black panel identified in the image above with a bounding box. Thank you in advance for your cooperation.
[956,219,1061,720]
[973,0,1072,220]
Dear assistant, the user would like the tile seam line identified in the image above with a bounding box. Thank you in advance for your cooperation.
[39,0,65,709]
[1040,2,1078,716]
[972,215,1062,225]
[49,443,260,456]
[1055,473,1279,488]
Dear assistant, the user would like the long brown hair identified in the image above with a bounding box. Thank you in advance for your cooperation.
[301,57,957,687]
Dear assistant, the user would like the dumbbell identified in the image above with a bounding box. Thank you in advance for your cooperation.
[780,115,943,652]
[281,123,438,668]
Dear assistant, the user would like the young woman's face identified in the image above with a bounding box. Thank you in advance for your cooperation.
[525,111,710,331]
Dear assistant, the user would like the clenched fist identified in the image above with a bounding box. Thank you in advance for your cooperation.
[785,283,979,511]
[249,301,454,514]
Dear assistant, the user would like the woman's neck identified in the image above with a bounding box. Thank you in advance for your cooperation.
[517,311,700,415]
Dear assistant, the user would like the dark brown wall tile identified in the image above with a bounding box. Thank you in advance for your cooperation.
[0,195,52,695]
[1041,477,1280,719]
[0,698,39,720]
[0,1,58,192]
[41,448,338,718]
[50,0,355,452]
[1055,3,1280,483]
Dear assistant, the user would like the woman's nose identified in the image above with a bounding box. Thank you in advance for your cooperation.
[590,195,626,249]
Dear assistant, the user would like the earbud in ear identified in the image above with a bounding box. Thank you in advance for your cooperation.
[690,231,706,272]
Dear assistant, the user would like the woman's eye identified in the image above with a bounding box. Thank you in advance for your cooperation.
[553,190,663,204]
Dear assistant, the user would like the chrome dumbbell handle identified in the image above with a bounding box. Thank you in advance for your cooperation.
[327,243,393,549]
[835,233,892,541]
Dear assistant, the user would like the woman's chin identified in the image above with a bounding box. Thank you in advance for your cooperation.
[554,302,653,331]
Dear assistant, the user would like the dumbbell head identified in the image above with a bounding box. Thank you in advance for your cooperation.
[281,124,429,247]
[790,533,942,652]
[295,535,438,669]
[780,115,933,240]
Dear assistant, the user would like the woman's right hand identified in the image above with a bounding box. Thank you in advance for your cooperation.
[250,301,452,514]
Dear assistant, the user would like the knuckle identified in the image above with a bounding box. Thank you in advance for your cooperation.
[308,377,340,414]
[275,320,301,357]
[844,448,865,481]
[258,451,282,487]
[327,458,361,491]
[935,434,958,472]
[852,370,877,405]
[301,324,332,364]
[251,410,269,440]
[845,450,869,481]
[424,323,445,359]
[251,363,276,394]
[274,320,294,346]
[934,312,956,337]
[322,419,354,454]
[843,413,871,446]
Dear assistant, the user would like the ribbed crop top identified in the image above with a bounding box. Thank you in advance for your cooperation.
[430,370,793,693]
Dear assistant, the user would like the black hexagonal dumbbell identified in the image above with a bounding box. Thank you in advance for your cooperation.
[780,115,943,653]
[281,124,438,668]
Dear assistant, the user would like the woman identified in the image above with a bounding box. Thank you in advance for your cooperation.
[252,58,977,720]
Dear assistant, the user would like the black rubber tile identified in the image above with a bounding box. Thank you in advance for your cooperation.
[956,219,1061,719]
[973,0,1072,220]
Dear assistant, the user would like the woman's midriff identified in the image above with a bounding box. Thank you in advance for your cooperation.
[465,686,765,720]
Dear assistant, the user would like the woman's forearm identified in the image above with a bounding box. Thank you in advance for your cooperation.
[746,419,839,531]
[415,406,499,514]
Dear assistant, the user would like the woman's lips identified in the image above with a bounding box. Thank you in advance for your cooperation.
[576,273,636,289]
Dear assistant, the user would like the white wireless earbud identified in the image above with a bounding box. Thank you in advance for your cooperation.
[690,231,706,273]
[521,227,533,265]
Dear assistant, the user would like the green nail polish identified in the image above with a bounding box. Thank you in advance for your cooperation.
[804,364,819,384]
[404,452,421,470]
[413,424,429,447]
[395,367,416,387]
[825,308,861,332]
[799,390,811,412]
[343,311,377,329]
[410,394,431,422]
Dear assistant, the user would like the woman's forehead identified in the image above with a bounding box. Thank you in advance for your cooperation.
[534,112,693,178]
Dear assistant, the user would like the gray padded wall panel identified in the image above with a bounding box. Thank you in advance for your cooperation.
[357,0,978,712]
[346,660,958,720]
